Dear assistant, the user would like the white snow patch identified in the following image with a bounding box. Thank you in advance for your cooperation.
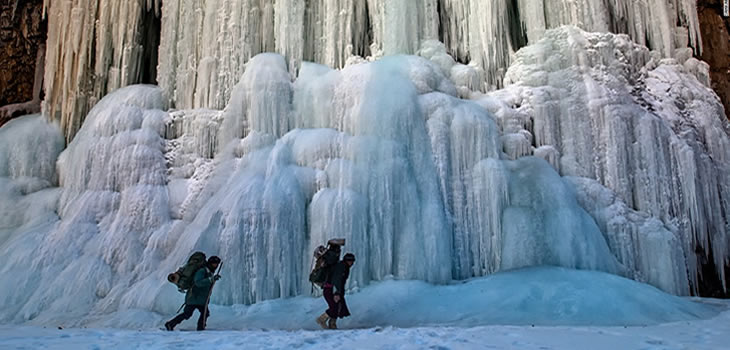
[0,268,727,349]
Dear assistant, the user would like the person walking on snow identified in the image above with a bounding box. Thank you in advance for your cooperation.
[165,256,221,331]
[316,253,355,329]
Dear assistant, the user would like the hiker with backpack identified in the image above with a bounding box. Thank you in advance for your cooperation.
[316,252,356,330]
[165,255,222,331]
[310,239,343,287]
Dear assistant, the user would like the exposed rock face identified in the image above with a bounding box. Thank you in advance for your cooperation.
[688,0,730,298]
[0,0,46,127]
[698,0,730,121]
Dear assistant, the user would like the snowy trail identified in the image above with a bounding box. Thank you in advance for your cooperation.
[1,307,729,350]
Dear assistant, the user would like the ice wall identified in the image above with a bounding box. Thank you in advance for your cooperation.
[45,0,704,142]
[0,86,168,323]
[0,115,63,248]
[569,177,690,295]
[152,50,621,301]
[481,26,729,294]
[155,0,703,113]
[42,0,160,142]
[4,0,729,321]
[1,48,636,325]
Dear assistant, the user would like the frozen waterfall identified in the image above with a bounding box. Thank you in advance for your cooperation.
[0,2,728,326]
[45,0,702,142]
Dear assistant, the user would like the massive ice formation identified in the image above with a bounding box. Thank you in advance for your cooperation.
[0,86,167,323]
[0,115,63,244]
[42,0,161,142]
[479,26,729,294]
[156,0,702,108]
[48,0,703,142]
[1,19,728,325]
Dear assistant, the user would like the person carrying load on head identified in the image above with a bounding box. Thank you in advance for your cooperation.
[319,252,355,329]
[309,238,355,329]
[310,238,343,328]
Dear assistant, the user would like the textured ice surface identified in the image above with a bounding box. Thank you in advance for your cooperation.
[0,115,63,251]
[44,0,705,141]
[0,86,168,324]
[0,52,622,324]
[156,0,703,109]
[1,25,729,326]
[42,0,162,142]
[483,26,730,294]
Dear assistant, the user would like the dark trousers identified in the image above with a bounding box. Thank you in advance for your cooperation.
[323,286,351,319]
[168,304,210,330]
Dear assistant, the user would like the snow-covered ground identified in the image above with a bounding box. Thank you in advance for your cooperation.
[1,307,728,350]
[1,267,727,349]
[77,267,718,330]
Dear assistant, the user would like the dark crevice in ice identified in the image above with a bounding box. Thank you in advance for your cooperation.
[139,3,161,85]
[507,0,528,52]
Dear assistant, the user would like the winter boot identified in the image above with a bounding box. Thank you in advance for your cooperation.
[164,321,175,331]
[316,313,329,329]
[328,317,337,330]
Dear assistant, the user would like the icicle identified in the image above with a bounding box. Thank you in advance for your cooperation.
[42,0,157,143]
[44,0,705,140]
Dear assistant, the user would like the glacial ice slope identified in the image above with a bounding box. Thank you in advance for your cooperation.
[0,26,728,325]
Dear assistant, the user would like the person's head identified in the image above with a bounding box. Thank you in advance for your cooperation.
[208,256,221,269]
[343,253,355,267]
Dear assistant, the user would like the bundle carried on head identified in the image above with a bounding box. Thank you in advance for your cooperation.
[327,238,345,247]
[309,238,346,287]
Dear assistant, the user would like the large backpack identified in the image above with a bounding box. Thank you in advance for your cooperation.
[309,239,344,287]
[168,252,207,292]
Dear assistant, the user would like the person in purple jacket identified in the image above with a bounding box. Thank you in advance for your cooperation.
[316,253,355,329]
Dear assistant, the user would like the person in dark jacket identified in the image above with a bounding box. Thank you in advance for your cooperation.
[316,253,355,329]
[165,256,221,331]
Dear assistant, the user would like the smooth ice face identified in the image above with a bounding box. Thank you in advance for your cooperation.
[499,158,622,275]
[0,115,63,191]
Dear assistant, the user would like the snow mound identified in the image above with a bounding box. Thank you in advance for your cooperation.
[98,267,720,330]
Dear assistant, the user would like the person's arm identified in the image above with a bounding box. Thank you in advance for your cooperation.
[332,264,347,295]
[193,268,212,288]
